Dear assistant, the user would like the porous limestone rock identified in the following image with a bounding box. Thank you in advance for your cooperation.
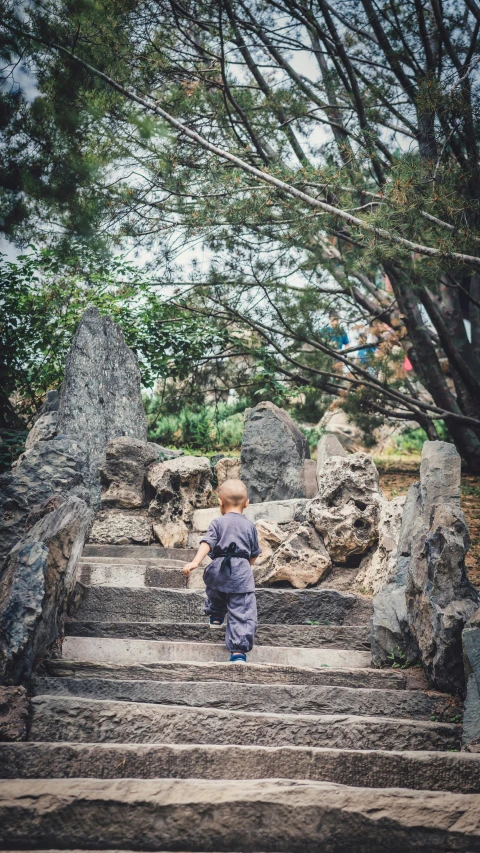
[57,306,147,482]
[254,520,286,567]
[214,457,241,487]
[88,510,152,546]
[463,606,480,751]
[307,453,382,564]
[0,686,28,741]
[241,402,310,503]
[99,437,160,509]
[147,456,212,548]
[316,433,347,485]
[355,495,405,595]
[0,496,91,685]
[0,437,89,566]
[261,524,332,589]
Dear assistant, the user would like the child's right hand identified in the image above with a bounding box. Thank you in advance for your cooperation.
[183,562,198,576]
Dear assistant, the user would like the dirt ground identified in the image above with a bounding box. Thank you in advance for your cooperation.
[377,459,480,589]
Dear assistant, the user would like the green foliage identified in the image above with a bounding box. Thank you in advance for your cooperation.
[0,429,28,472]
[147,400,244,453]
[0,246,223,425]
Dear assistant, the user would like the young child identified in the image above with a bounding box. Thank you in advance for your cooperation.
[183,478,261,663]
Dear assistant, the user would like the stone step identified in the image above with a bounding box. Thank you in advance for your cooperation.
[80,555,186,567]
[66,620,372,650]
[2,777,479,851]
[83,544,197,561]
[45,658,407,690]
[78,561,188,589]
[71,585,372,625]
[62,636,372,669]
[3,742,479,793]
[29,695,460,752]
[31,676,457,720]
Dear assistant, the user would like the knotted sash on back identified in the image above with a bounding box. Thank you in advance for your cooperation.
[210,542,251,575]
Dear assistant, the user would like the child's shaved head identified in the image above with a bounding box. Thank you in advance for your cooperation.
[218,478,249,508]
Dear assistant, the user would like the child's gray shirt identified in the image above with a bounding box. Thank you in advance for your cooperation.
[200,511,261,592]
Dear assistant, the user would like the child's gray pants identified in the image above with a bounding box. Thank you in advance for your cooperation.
[204,588,258,653]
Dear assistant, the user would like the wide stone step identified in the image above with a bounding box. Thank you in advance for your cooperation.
[71,585,372,625]
[78,561,187,589]
[29,695,460,751]
[3,742,480,793]
[45,658,407,690]
[2,777,479,852]
[62,636,372,669]
[66,620,372,650]
[83,544,197,561]
[31,676,457,720]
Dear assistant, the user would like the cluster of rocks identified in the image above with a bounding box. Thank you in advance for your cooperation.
[91,441,213,549]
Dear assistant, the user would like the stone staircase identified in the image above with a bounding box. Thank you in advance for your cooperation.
[1,543,480,851]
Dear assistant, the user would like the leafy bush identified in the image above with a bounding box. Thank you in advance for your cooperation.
[147,401,244,453]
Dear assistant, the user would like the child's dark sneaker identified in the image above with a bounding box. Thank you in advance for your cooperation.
[209,616,224,628]
[229,652,247,663]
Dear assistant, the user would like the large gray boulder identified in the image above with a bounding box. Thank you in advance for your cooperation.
[57,306,147,482]
[405,442,478,694]
[0,496,91,685]
[307,453,382,564]
[0,438,89,566]
[241,402,310,503]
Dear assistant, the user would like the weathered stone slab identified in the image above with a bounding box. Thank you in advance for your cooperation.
[76,562,187,589]
[83,544,197,561]
[3,741,480,794]
[71,585,372,625]
[65,620,372,651]
[29,695,460,751]
[57,307,147,481]
[45,658,406,690]
[192,499,309,531]
[241,402,310,502]
[61,636,372,669]
[0,496,91,685]
[31,676,455,721]
[1,777,479,852]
